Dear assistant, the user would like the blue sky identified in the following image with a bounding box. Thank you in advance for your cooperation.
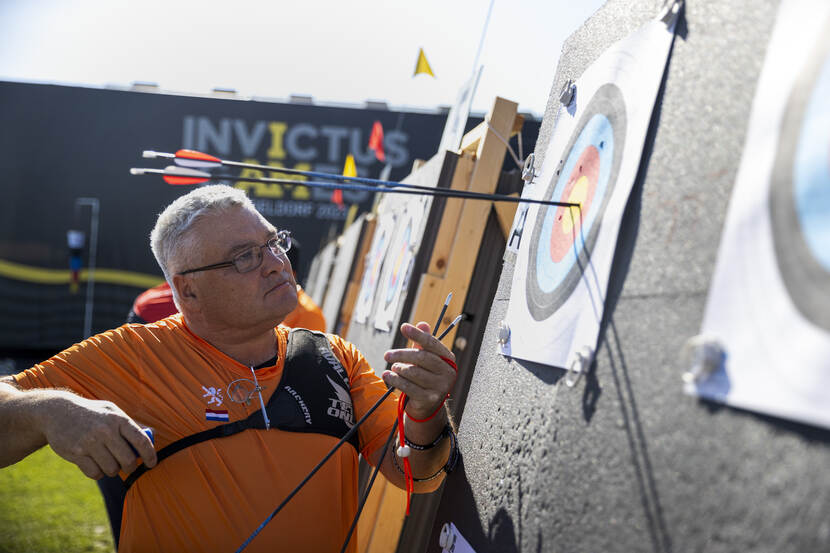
[0,0,605,117]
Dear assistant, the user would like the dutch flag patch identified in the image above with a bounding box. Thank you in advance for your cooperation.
[205,409,230,422]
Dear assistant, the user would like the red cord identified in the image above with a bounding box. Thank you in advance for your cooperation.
[406,357,457,422]
[396,395,414,514]
[396,355,457,515]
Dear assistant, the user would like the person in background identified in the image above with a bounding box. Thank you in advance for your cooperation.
[279,236,326,332]
[126,281,177,324]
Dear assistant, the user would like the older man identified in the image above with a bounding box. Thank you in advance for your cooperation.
[0,185,456,552]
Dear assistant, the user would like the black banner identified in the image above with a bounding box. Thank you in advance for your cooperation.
[0,80,538,350]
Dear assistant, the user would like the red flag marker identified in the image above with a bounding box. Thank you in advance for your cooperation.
[368,121,385,162]
[145,149,222,170]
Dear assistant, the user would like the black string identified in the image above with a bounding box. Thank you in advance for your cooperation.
[236,307,452,552]
[433,296,450,339]
[338,419,400,553]
[234,386,396,552]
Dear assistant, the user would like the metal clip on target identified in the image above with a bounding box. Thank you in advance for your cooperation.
[565,345,594,388]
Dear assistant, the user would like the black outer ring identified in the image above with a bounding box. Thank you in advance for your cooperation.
[525,83,627,321]
[769,19,830,331]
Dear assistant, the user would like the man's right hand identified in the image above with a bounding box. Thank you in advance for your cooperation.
[40,394,158,479]
[0,381,157,479]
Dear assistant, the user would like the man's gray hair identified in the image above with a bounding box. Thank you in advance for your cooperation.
[150,185,256,283]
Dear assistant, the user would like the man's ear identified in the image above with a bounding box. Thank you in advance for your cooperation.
[172,274,200,312]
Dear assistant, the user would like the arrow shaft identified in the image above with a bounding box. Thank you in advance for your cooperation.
[137,168,579,209]
[157,150,579,208]
[235,386,397,552]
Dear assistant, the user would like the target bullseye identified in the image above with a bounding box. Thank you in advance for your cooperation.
[525,83,626,320]
[550,146,600,262]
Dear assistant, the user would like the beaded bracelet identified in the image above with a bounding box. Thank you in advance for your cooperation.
[392,427,459,482]
[397,423,452,451]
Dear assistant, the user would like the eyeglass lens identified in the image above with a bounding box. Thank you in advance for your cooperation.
[228,379,261,403]
[232,233,291,273]
[226,375,271,431]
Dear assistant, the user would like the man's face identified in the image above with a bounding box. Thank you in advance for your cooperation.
[178,205,298,331]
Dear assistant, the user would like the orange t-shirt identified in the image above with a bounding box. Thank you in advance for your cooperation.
[12,315,397,553]
[281,285,326,332]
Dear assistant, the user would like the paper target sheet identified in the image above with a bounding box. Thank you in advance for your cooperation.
[691,0,830,429]
[352,209,396,325]
[500,13,678,369]
[373,195,427,331]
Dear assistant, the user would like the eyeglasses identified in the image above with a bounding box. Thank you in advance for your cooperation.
[178,230,292,276]
[228,367,271,430]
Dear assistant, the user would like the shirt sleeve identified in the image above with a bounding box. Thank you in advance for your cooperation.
[12,325,147,411]
[327,335,398,462]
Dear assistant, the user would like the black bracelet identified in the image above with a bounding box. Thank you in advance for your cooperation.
[392,428,459,482]
[401,423,452,451]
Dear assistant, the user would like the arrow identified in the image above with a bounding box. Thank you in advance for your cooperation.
[131,166,581,210]
[131,165,211,186]
[166,149,223,170]
[235,385,398,552]
[145,149,447,195]
[434,292,452,336]
[143,149,580,209]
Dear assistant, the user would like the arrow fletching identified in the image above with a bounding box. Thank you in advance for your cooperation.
[161,165,211,186]
[174,149,222,169]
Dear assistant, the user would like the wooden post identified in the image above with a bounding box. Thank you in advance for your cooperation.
[356,96,523,553]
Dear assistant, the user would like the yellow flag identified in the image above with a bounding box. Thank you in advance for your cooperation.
[342,154,357,177]
[413,47,435,77]
[343,204,359,229]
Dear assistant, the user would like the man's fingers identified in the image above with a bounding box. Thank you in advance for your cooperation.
[389,362,444,391]
[385,348,455,378]
[400,322,454,360]
[87,443,121,477]
[121,422,157,468]
[382,370,433,402]
[414,321,431,339]
[75,455,105,480]
[105,432,141,474]
[39,396,156,478]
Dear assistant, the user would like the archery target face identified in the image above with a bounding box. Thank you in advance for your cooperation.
[383,220,412,308]
[525,83,626,321]
[770,22,830,332]
[352,213,395,324]
[373,197,426,331]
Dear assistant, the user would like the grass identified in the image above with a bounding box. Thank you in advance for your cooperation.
[0,446,115,553]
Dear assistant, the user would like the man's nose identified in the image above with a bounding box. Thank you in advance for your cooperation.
[261,247,287,272]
